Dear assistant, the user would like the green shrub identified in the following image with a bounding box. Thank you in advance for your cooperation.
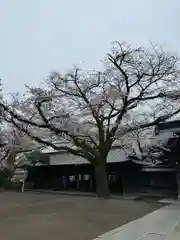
[0,168,12,188]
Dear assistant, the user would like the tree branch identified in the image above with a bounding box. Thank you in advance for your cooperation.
[10,118,86,159]
[127,107,180,133]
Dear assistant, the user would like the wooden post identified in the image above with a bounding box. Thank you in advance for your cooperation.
[90,176,92,190]
[176,172,180,198]
[81,173,84,190]
[20,180,25,193]
[62,175,68,189]
[121,174,126,195]
[76,174,80,189]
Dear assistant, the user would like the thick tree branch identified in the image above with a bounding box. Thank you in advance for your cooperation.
[126,107,180,133]
[10,118,86,159]
[1,102,77,140]
[128,93,165,105]
[2,102,101,162]
[108,54,130,94]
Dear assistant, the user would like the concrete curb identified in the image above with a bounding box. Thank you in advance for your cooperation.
[25,189,138,200]
[93,204,180,240]
[25,189,97,198]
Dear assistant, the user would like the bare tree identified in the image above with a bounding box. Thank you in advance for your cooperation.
[1,42,180,197]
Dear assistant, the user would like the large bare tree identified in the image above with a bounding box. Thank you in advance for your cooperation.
[1,42,180,197]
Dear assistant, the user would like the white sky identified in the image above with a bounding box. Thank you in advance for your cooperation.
[0,0,179,96]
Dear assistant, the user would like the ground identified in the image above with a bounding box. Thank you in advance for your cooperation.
[0,192,164,240]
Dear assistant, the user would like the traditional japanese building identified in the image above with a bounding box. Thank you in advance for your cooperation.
[26,147,140,194]
[131,120,180,197]
[26,120,180,197]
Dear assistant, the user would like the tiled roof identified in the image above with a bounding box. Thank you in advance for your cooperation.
[155,120,180,133]
[49,148,128,166]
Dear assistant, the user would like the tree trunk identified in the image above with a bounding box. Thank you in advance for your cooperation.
[176,172,180,198]
[94,160,110,198]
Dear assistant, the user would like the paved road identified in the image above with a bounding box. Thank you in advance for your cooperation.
[94,202,180,239]
[0,191,163,240]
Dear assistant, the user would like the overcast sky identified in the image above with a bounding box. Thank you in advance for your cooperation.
[0,0,179,96]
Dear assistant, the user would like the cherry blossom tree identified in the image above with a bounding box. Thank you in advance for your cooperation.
[0,83,40,187]
[131,128,177,162]
[152,91,180,198]
[1,42,180,197]
[0,124,39,173]
[139,130,180,198]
